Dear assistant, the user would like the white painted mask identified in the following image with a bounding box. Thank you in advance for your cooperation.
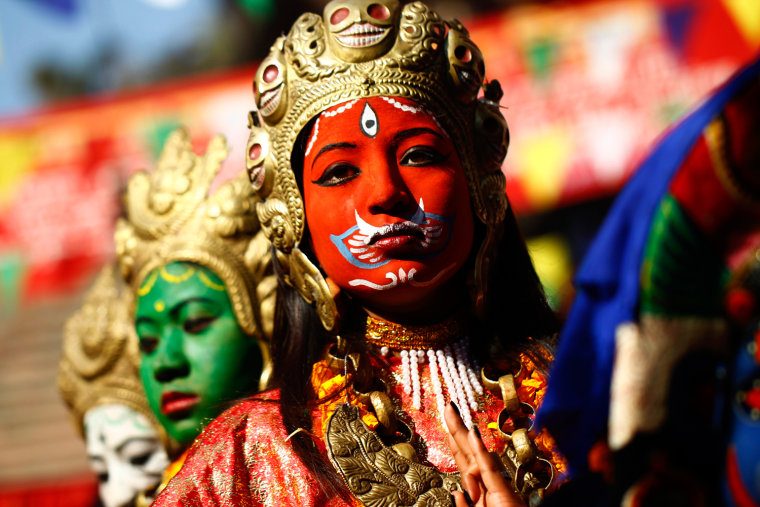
[84,404,169,507]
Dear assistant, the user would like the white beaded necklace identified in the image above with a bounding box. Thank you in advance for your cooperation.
[381,337,484,428]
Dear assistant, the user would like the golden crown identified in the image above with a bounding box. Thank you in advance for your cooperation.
[115,129,276,342]
[58,264,156,436]
[246,0,510,331]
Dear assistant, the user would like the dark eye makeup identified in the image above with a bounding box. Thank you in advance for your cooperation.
[311,162,361,187]
[138,336,159,354]
[400,145,449,167]
[183,316,216,334]
[129,453,153,466]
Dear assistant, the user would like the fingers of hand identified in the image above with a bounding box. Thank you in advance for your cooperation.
[462,472,482,504]
[468,429,503,487]
[468,429,524,505]
[452,490,474,507]
[445,403,474,465]
[447,433,472,475]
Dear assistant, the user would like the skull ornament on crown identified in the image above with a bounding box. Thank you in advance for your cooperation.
[246,0,510,331]
[324,0,399,61]
[254,38,288,124]
[446,21,485,103]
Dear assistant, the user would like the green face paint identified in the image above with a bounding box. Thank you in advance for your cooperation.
[135,261,262,447]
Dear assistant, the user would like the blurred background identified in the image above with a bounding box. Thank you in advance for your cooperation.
[0,0,758,503]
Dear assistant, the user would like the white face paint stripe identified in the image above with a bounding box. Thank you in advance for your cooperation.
[305,99,359,157]
[355,209,380,241]
[304,116,321,157]
[307,98,449,158]
[380,96,423,114]
[347,263,457,291]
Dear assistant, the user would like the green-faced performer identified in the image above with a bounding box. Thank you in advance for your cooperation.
[115,129,275,473]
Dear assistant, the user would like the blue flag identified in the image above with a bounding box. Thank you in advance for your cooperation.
[537,53,760,475]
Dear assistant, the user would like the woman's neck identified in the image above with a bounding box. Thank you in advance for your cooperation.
[359,276,469,326]
[362,312,468,352]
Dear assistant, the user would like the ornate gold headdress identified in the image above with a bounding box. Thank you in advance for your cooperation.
[246,0,509,331]
[115,129,276,346]
[58,263,157,437]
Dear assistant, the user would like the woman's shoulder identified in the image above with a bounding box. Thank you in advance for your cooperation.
[153,389,296,505]
[203,389,286,436]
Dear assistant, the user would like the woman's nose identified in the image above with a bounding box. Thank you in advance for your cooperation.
[366,156,413,217]
[153,329,189,383]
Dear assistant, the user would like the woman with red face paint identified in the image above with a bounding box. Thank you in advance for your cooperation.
[154,1,564,505]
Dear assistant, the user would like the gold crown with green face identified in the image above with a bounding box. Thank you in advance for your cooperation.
[58,264,155,437]
[115,129,275,342]
[246,0,510,331]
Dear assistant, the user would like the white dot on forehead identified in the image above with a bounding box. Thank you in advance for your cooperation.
[360,101,378,138]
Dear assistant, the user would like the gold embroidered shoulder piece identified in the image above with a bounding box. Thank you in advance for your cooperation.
[326,403,460,506]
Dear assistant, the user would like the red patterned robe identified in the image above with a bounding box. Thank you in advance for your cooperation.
[153,353,563,505]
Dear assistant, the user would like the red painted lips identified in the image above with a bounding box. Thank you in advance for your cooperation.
[160,391,199,418]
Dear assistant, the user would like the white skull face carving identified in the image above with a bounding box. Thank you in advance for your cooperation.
[323,0,399,62]
[254,38,288,124]
[84,404,169,507]
[446,28,485,103]
[246,123,274,196]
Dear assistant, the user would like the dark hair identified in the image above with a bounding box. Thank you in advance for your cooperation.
[265,113,559,496]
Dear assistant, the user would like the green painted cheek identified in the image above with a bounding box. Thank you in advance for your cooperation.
[183,318,262,431]
[135,262,263,447]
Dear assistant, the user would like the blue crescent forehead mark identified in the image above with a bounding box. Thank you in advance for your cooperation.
[360,101,379,138]
[330,226,390,269]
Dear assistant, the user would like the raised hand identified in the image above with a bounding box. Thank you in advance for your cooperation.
[444,402,525,507]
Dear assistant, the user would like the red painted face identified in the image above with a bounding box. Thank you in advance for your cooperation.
[302,96,474,317]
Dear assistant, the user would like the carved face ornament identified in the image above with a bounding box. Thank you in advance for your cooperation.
[246,116,273,194]
[254,39,288,123]
[324,0,400,61]
[446,28,485,103]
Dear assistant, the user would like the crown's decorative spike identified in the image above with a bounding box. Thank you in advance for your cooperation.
[115,128,276,343]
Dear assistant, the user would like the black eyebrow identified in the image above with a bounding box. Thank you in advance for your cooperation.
[311,142,357,168]
[393,127,445,144]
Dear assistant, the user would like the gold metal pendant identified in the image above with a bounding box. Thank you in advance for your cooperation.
[326,403,460,506]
